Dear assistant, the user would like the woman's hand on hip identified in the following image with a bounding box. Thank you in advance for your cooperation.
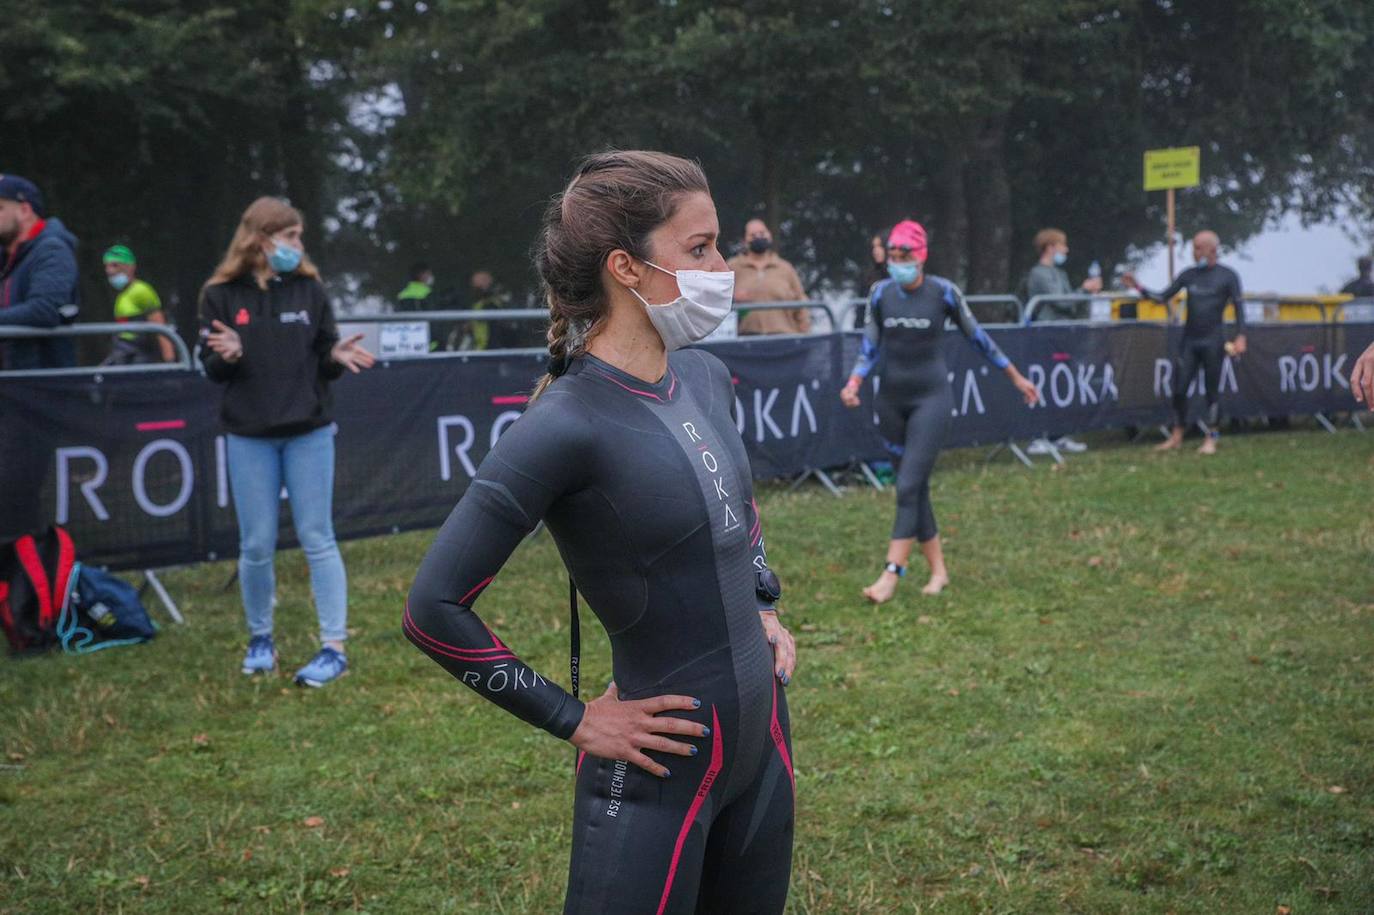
[760,610,796,685]
[1352,340,1374,407]
[569,683,708,778]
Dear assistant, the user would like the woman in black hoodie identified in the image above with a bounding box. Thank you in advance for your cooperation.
[199,196,374,687]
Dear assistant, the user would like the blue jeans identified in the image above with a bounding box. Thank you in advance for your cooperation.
[226,424,347,644]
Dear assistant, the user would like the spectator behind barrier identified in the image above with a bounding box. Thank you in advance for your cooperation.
[395,260,440,351]
[396,260,434,310]
[0,174,79,370]
[865,233,887,289]
[853,233,887,328]
[1341,256,1374,298]
[198,195,376,688]
[730,218,811,335]
[1025,227,1102,322]
[462,269,532,350]
[101,245,175,364]
[1024,228,1098,454]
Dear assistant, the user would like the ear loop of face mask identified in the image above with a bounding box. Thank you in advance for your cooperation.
[627,259,682,307]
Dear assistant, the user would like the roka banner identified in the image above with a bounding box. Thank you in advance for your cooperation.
[3,323,1370,570]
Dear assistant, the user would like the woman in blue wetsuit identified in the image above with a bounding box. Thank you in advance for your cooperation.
[841,220,1038,602]
[405,151,798,914]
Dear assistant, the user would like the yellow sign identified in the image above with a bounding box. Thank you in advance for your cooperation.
[1143,146,1200,191]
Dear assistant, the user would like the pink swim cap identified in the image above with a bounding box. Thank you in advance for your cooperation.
[887,220,928,260]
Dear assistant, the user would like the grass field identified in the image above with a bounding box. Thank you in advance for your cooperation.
[3,426,1372,914]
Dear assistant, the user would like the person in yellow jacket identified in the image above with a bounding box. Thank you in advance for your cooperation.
[103,245,174,363]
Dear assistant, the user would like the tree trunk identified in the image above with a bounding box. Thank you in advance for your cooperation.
[761,142,781,232]
[927,143,969,286]
[963,113,1012,294]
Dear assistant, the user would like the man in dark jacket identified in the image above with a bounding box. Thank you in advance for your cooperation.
[0,175,80,370]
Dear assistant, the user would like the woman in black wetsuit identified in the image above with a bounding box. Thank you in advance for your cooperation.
[405,151,798,914]
[840,220,1038,602]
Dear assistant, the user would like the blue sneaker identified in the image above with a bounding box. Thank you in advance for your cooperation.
[294,646,348,688]
[242,635,277,675]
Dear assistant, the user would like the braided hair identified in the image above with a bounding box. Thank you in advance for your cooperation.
[530,150,709,400]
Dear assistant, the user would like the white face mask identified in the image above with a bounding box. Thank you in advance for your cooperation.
[630,260,735,351]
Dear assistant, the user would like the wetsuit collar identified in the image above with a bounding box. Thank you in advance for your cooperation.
[577,352,679,403]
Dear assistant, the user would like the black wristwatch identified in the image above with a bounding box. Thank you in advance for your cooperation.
[755,569,782,604]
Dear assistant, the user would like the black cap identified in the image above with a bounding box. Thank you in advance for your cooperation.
[0,174,45,217]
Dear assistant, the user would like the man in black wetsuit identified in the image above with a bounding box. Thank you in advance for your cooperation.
[1126,230,1247,455]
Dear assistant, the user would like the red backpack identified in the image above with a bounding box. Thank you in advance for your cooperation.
[0,526,76,655]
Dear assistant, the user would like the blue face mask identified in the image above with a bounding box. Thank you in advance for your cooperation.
[887,261,921,285]
[1052,251,1067,266]
[269,242,303,274]
[108,273,131,291]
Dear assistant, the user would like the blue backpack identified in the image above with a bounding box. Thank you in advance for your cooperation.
[57,562,158,653]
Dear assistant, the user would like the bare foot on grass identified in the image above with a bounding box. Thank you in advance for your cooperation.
[921,574,950,596]
[1198,437,1217,455]
[862,571,901,604]
[1154,432,1183,452]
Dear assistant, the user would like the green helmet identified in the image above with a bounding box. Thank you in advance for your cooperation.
[103,244,136,265]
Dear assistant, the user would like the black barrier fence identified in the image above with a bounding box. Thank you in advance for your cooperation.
[4,321,1370,570]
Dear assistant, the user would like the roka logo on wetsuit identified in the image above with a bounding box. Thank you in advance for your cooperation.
[681,421,742,534]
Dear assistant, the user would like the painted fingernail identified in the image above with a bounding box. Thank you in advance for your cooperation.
[769,635,777,644]
[702,726,712,737]
[662,769,671,779]
[782,674,791,685]
[690,746,699,756]
[692,698,701,708]
[777,669,786,679]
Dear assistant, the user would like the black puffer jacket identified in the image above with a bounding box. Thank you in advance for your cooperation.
[198,272,343,437]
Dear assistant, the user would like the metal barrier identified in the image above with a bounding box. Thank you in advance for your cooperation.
[0,323,194,377]
[842,293,1026,330]
[343,308,548,324]
[337,308,549,357]
[966,294,1025,325]
[0,322,192,621]
[1240,294,1326,324]
[1330,297,1374,322]
[731,301,837,334]
[1024,291,1154,324]
[339,303,838,359]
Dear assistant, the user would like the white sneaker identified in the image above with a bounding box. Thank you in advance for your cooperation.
[1054,436,1088,453]
[1026,439,1053,455]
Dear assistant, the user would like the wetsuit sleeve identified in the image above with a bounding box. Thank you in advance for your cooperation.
[849,282,884,379]
[404,397,590,740]
[314,285,345,381]
[1137,271,1187,308]
[197,286,239,382]
[944,281,1010,369]
[0,242,75,327]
